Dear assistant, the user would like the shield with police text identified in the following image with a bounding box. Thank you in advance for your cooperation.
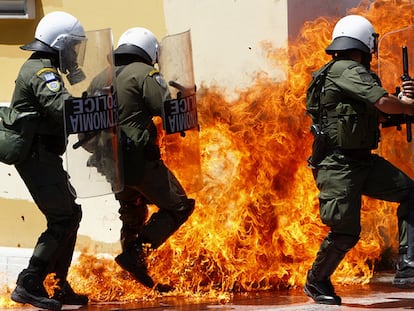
[61,28,123,198]
[377,25,414,174]
[158,30,203,193]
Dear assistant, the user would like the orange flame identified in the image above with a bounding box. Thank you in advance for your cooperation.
[2,0,414,306]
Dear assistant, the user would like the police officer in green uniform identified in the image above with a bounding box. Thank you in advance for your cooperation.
[112,27,195,291]
[305,15,414,305]
[9,12,88,310]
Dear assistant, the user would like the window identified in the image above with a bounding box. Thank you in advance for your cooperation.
[0,0,35,19]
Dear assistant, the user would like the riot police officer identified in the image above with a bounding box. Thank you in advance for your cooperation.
[305,15,414,305]
[9,11,88,310]
[113,27,195,291]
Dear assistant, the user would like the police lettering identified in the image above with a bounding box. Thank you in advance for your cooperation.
[65,94,119,133]
[165,94,198,134]
[169,95,196,114]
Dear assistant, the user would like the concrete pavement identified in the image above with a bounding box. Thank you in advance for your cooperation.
[2,248,414,310]
[2,273,414,310]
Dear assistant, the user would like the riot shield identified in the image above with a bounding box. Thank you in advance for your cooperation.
[61,28,123,198]
[158,30,203,193]
[377,25,414,178]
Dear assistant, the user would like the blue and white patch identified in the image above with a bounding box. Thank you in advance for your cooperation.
[44,73,55,82]
[44,72,61,92]
[47,80,61,92]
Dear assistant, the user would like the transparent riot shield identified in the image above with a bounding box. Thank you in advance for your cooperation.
[377,25,414,178]
[61,28,123,198]
[158,30,203,193]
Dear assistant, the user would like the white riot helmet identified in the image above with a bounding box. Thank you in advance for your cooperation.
[326,15,378,55]
[21,11,86,85]
[114,27,159,65]
[21,11,85,53]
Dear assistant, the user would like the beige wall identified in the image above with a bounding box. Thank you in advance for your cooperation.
[162,0,288,97]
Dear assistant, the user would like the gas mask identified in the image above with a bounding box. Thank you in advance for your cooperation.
[59,36,87,85]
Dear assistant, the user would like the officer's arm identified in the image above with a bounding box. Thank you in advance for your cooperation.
[375,94,414,116]
[336,64,414,116]
[32,69,71,122]
[142,71,169,117]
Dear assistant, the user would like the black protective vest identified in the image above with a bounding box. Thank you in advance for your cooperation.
[307,60,380,150]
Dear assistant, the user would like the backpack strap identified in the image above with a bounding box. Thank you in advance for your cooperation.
[315,60,337,126]
[306,59,337,127]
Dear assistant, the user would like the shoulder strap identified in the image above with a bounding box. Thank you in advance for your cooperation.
[306,59,337,126]
[314,59,336,97]
[317,60,337,125]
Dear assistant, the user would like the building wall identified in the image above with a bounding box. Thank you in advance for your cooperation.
[0,0,358,252]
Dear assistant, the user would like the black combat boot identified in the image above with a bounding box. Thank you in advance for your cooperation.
[304,269,341,305]
[393,246,414,288]
[51,279,88,305]
[304,233,359,305]
[115,241,174,292]
[115,241,156,288]
[11,270,62,311]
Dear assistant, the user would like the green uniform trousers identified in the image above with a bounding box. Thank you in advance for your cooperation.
[315,152,414,246]
[15,142,81,280]
[115,158,192,248]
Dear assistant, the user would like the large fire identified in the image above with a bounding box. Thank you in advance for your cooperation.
[3,0,414,306]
